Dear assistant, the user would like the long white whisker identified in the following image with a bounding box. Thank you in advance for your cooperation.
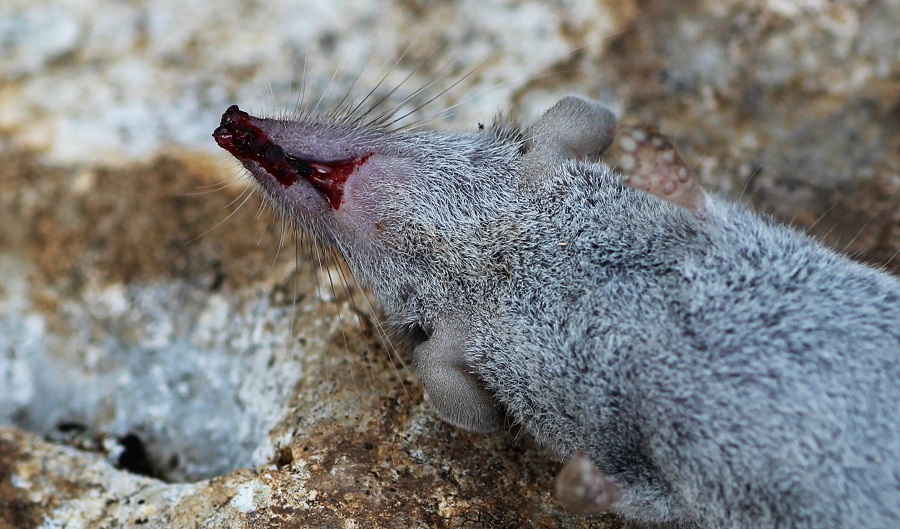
[818,211,853,243]
[390,64,585,132]
[882,245,900,272]
[293,49,311,117]
[271,215,289,266]
[803,203,838,236]
[839,212,877,257]
[374,59,478,129]
[311,55,347,116]
[331,47,376,121]
[332,238,413,390]
[186,185,256,243]
[181,177,244,195]
[737,166,762,202]
[354,41,453,126]
[343,38,422,121]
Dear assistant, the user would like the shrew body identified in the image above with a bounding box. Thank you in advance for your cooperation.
[214,97,900,528]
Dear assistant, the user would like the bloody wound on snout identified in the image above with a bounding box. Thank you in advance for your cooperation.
[213,105,372,209]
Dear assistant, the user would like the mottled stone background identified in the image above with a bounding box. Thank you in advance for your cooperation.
[1,0,897,527]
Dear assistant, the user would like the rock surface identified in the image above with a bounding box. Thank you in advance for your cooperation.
[1,0,897,528]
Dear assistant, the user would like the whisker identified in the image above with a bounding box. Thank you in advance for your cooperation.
[272,215,289,266]
[737,166,762,202]
[186,185,256,243]
[219,183,256,210]
[365,44,499,129]
[838,212,877,257]
[293,48,311,116]
[803,202,838,236]
[388,35,620,132]
[342,37,422,122]
[331,240,411,374]
[882,244,900,272]
[314,236,368,392]
[310,55,348,116]
[333,250,397,371]
[254,200,265,222]
[391,63,588,132]
[331,58,372,121]
[358,47,454,127]
[817,210,853,243]
[182,177,242,193]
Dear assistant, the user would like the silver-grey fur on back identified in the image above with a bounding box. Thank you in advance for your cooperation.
[221,96,900,528]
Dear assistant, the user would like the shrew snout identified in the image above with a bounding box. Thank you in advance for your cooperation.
[214,105,372,209]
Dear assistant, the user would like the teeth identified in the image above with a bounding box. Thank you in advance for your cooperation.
[310,163,331,175]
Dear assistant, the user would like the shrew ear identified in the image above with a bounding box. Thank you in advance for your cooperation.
[522,96,617,184]
[414,318,505,433]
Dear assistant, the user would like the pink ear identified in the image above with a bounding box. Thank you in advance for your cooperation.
[611,125,708,214]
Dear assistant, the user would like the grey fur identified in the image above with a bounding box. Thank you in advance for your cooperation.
[216,97,900,528]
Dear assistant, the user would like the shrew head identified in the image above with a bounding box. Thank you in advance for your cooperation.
[214,105,374,210]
